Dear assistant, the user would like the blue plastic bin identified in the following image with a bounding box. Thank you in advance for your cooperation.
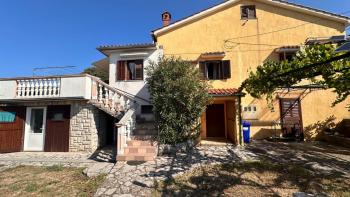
[242,121,251,143]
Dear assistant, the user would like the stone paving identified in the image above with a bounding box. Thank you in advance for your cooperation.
[95,144,257,196]
[0,151,114,173]
[95,141,350,196]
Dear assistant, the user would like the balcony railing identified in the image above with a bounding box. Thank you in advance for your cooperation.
[16,78,61,98]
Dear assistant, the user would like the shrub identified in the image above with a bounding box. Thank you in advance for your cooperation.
[146,57,211,145]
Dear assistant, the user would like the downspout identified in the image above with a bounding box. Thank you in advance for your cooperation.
[234,91,246,146]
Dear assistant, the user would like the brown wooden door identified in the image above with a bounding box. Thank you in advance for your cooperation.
[45,105,70,152]
[280,98,303,137]
[0,106,25,153]
[206,104,225,138]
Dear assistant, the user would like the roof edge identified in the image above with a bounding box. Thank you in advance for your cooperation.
[152,0,350,37]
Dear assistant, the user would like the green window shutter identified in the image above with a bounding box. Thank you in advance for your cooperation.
[222,60,231,79]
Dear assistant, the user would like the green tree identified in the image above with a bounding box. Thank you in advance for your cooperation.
[242,44,350,107]
[146,57,212,145]
[82,66,109,83]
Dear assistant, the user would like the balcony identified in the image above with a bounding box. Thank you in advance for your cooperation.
[0,74,93,101]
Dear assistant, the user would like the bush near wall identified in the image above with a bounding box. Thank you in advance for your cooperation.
[146,57,212,145]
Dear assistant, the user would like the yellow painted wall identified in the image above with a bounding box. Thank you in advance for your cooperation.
[156,0,349,140]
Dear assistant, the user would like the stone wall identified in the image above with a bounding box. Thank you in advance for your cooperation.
[69,102,108,152]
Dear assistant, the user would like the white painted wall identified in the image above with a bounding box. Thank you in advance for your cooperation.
[60,76,91,99]
[108,48,163,120]
[0,81,17,99]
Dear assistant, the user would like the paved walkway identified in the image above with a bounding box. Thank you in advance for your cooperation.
[95,141,350,196]
[95,144,257,196]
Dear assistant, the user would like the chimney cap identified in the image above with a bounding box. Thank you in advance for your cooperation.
[162,11,171,26]
[162,11,171,20]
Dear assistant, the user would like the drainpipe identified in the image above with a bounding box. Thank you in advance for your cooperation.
[234,92,246,146]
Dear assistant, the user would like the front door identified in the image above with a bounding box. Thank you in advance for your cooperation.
[280,98,303,138]
[206,104,225,138]
[45,105,70,152]
[24,107,47,151]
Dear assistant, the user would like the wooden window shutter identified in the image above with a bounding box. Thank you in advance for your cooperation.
[135,60,143,80]
[116,61,126,81]
[199,62,207,79]
[222,60,231,79]
[241,6,248,19]
[248,6,256,18]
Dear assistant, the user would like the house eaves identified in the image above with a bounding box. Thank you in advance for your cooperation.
[97,43,156,56]
[152,0,350,39]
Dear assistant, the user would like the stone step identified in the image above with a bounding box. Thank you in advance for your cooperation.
[127,140,154,147]
[132,129,158,136]
[124,146,156,154]
[135,122,155,130]
[131,135,157,141]
[116,154,155,161]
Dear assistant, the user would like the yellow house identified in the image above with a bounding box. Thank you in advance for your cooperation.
[151,0,350,144]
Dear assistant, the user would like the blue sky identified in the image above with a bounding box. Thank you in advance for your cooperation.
[0,0,349,77]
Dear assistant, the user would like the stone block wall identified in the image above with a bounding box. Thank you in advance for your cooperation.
[69,102,108,152]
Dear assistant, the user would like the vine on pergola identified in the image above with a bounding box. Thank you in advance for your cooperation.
[241,44,350,107]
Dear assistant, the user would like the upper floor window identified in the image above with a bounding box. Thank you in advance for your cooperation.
[116,60,143,81]
[199,60,231,80]
[241,5,256,19]
[279,52,296,62]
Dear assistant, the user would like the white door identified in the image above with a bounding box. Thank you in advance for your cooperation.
[24,107,47,151]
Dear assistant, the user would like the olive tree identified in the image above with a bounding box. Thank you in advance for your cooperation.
[146,57,212,145]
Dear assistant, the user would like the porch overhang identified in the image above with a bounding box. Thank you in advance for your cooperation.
[208,88,242,97]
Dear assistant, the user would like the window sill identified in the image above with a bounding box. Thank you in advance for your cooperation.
[240,18,257,20]
[205,79,229,81]
[116,80,144,82]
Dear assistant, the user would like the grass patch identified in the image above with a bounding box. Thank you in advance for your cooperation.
[46,164,64,172]
[155,161,350,197]
[0,165,106,197]
[25,183,39,192]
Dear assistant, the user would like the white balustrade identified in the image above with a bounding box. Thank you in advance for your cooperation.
[116,108,136,155]
[98,84,103,103]
[104,87,109,107]
[16,78,61,98]
[91,77,137,115]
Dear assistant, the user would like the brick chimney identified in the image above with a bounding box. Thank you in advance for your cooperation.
[162,11,171,26]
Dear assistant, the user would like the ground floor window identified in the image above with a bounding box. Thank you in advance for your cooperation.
[141,105,153,114]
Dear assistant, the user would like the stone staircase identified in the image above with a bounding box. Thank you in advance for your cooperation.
[116,122,158,161]
[87,76,157,162]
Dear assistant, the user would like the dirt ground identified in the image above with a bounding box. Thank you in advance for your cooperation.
[0,165,106,197]
[155,141,350,197]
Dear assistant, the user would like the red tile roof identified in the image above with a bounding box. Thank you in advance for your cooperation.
[208,88,238,96]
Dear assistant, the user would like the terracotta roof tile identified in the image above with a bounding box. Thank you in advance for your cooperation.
[97,43,156,50]
[208,88,238,96]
